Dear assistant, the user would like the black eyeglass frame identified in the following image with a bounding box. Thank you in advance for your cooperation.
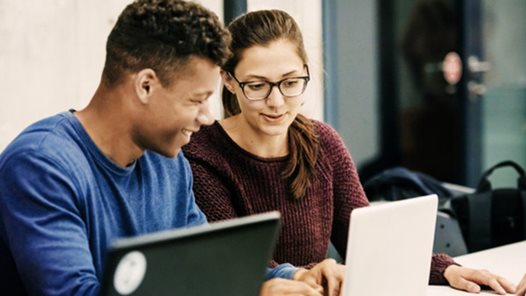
[228,65,310,101]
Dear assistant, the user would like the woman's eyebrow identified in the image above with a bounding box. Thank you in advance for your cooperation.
[242,69,303,80]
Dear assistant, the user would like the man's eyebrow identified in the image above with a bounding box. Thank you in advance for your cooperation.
[191,90,213,98]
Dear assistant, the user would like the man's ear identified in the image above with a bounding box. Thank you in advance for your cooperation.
[135,69,158,104]
[221,70,236,94]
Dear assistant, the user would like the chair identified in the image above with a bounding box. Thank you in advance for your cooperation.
[433,211,468,257]
[327,241,343,263]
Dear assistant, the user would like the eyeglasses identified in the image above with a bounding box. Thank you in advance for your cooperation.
[229,65,310,101]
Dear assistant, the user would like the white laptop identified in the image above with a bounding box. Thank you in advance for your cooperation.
[341,194,438,296]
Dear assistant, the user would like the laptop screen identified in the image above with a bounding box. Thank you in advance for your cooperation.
[342,195,438,296]
[99,212,281,296]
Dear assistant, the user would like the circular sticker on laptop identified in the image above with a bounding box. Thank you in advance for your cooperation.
[113,251,147,295]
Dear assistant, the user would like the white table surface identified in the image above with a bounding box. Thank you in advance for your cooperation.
[427,241,526,295]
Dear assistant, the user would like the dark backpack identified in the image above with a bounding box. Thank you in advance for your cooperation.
[362,167,468,256]
[362,166,453,201]
[447,160,526,252]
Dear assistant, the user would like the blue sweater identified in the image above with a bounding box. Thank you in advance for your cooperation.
[0,112,295,295]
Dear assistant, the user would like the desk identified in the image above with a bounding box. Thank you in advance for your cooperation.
[427,241,526,295]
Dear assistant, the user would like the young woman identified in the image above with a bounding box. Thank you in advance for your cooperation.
[183,9,515,295]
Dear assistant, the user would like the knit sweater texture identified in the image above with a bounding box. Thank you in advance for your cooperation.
[183,120,454,284]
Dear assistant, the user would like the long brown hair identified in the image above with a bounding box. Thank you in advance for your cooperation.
[222,10,319,199]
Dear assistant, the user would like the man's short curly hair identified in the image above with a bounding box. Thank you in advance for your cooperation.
[102,0,231,87]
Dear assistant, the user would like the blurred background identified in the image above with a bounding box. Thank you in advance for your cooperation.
[0,0,524,188]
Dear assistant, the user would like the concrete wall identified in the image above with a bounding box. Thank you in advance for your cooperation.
[0,0,323,152]
[0,0,128,150]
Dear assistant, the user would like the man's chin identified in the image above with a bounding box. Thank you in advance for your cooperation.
[151,146,182,159]
[167,147,182,158]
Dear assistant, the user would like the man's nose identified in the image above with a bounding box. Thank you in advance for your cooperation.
[196,100,214,126]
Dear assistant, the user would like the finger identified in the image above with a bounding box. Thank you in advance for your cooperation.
[325,279,341,296]
[323,274,337,296]
[282,282,322,296]
[518,285,526,296]
[485,278,507,295]
[323,269,344,296]
[262,279,323,296]
[464,270,507,295]
[288,281,323,296]
[451,277,481,293]
[496,276,517,293]
[293,268,323,290]
[301,275,322,290]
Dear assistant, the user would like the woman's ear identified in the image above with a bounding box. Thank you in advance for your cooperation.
[135,69,157,104]
[221,70,236,94]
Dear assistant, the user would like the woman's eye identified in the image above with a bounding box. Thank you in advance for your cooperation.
[282,79,299,88]
[247,82,267,91]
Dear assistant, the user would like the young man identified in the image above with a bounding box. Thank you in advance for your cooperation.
[0,1,227,294]
[0,1,339,295]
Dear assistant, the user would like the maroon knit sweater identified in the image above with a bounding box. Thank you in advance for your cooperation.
[183,120,454,284]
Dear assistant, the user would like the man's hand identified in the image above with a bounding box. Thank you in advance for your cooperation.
[260,278,323,296]
[444,265,516,295]
[293,258,345,296]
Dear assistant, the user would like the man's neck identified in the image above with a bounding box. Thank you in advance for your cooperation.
[75,84,144,167]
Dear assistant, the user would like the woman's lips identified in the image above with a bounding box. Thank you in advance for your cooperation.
[262,113,286,122]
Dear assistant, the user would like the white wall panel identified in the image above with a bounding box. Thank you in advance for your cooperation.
[0,0,223,151]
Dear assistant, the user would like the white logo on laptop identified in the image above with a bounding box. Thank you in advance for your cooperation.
[113,251,147,295]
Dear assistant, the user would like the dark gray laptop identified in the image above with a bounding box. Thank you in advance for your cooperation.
[99,212,281,296]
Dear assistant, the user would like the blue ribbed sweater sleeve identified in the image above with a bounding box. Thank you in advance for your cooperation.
[265,263,298,280]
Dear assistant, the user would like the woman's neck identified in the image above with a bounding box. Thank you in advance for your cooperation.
[220,116,288,158]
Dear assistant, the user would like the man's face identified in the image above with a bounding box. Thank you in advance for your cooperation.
[134,57,219,157]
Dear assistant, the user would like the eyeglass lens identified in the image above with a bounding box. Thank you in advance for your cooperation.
[243,78,307,100]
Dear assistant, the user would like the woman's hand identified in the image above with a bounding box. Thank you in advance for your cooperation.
[293,258,345,296]
[259,278,323,296]
[516,273,526,296]
[444,265,516,294]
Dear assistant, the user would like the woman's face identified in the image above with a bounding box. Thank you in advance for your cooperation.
[223,39,308,138]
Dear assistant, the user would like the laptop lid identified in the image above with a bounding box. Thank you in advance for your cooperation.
[99,211,281,296]
[341,194,438,296]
